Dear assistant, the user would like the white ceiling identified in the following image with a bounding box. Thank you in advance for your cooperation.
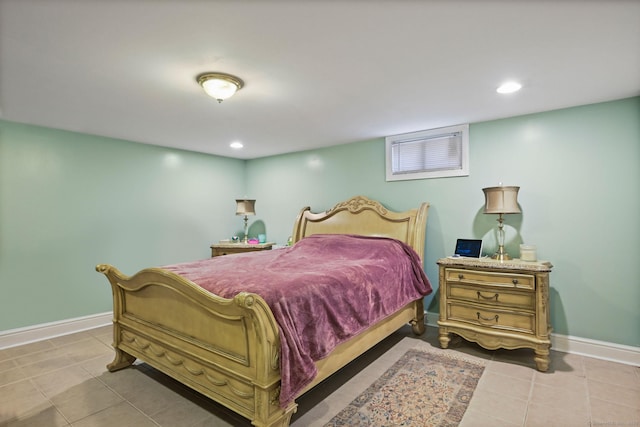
[1,1,639,160]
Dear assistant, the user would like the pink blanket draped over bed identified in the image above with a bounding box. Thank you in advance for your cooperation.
[162,234,432,407]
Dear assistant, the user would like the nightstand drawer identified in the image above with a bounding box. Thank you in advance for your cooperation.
[448,302,535,334]
[448,283,535,310]
[446,268,534,290]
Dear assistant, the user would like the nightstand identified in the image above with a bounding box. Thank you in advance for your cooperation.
[210,242,275,257]
[437,257,553,371]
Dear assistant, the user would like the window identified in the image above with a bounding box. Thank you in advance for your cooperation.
[385,124,469,181]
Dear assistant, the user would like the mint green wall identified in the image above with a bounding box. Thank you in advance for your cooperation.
[247,97,640,347]
[2,97,638,348]
[0,121,245,330]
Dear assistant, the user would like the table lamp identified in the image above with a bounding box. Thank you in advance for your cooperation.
[235,199,256,243]
[482,186,521,260]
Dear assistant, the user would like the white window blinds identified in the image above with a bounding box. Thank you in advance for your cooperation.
[385,124,469,181]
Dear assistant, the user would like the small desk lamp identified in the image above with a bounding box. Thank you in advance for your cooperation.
[235,199,256,243]
[482,186,521,260]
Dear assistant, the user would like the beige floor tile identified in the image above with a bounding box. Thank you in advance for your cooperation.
[533,367,588,389]
[12,346,69,368]
[50,378,124,423]
[78,352,114,377]
[0,365,27,387]
[590,397,640,424]
[190,414,240,427]
[47,332,93,348]
[1,404,69,427]
[465,389,528,426]
[31,365,94,398]
[0,358,17,374]
[96,367,184,417]
[0,340,56,361]
[125,384,190,419]
[588,378,640,410]
[532,364,587,392]
[0,379,50,423]
[584,358,640,391]
[292,399,338,427]
[476,371,532,401]
[197,397,256,427]
[71,401,158,427]
[147,395,217,426]
[62,338,112,364]
[529,382,589,414]
[92,333,113,348]
[88,325,112,336]
[584,355,629,370]
[92,367,150,398]
[18,354,77,379]
[547,351,586,377]
[459,407,521,426]
[524,401,589,427]
[485,359,536,382]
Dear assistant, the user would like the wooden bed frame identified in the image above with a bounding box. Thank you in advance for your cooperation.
[96,195,429,427]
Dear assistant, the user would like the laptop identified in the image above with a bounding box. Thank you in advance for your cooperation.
[453,239,483,258]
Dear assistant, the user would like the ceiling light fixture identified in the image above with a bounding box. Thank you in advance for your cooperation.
[497,81,522,94]
[197,72,244,103]
[230,141,243,149]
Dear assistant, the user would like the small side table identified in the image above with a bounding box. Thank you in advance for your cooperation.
[210,242,275,257]
[437,256,553,371]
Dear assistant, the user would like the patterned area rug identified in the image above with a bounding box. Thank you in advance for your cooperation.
[324,348,485,427]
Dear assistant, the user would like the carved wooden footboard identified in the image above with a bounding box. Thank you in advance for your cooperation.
[96,264,296,426]
[96,195,430,427]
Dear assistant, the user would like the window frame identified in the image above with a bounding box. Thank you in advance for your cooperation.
[385,124,469,181]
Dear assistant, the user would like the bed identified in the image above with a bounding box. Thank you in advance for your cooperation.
[96,195,431,427]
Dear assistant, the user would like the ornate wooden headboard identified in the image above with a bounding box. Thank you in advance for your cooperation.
[291,195,429,262]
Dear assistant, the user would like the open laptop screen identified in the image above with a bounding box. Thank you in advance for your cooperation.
[454,239,483,258]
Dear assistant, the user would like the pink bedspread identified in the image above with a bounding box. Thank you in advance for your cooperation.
[162,234,432,407]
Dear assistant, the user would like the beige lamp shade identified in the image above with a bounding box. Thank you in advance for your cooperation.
[235,199,256,216]
[482,186,521,214]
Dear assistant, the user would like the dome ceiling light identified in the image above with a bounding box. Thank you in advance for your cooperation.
[197,72,244,103]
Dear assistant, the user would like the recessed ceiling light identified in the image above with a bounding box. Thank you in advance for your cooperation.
[230,141,243,149]
[497,81,522,94]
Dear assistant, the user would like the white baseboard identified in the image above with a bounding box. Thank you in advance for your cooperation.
[424,311,639,367]
[0,312,112,350]
[550,333,640,366]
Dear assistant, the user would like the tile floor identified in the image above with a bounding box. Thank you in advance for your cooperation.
[1,324,638,426]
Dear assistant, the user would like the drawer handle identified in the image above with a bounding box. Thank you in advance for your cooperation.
[512,279,519,285]
[477,291,499,302]
[458,274,464,279]
[477,312,499,323]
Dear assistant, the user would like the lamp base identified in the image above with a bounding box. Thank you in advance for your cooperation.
[242,214,249,244]
[491,245,512,261]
